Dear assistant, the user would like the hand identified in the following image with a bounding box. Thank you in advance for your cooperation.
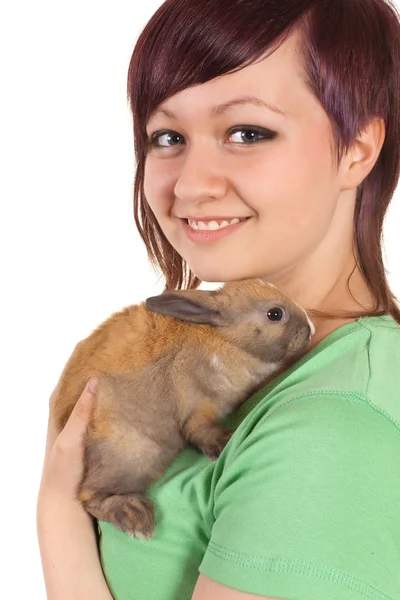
[36,370,115,600]
[38,370,97,510]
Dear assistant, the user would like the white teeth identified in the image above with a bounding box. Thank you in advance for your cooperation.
[188,217,242,231]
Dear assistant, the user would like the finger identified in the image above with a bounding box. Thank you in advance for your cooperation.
[57,378,98,449]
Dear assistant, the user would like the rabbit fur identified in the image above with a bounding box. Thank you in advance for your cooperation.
[53,278,314,539]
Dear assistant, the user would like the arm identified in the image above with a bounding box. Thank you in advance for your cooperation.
[37,378,114,600]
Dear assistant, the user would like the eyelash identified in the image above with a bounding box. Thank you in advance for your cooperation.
[147,126,278,149]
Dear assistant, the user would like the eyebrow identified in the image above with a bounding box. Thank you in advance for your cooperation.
[150,95,288,121]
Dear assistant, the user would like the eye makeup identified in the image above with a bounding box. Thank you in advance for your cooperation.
[147,125,278,149]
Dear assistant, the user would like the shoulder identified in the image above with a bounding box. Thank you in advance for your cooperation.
[199,317,400,599]
[205,390,400,599]
[355,315,400,422]
[252,315,400,427]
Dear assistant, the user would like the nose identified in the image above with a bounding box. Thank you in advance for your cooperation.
[174,142,229,205]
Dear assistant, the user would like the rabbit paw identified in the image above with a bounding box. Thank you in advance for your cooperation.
[82,491,155,539]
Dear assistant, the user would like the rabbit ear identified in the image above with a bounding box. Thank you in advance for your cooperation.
[145,294,225,326]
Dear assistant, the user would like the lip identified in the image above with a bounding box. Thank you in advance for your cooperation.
[181,217,250,243]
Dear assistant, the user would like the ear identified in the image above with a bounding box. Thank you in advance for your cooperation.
[341,117,386,189]
[145,293,225,326]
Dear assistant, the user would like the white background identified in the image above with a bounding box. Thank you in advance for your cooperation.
[1,1,399,597]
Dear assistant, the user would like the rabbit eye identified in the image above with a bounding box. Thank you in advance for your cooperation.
[267,307,284,322]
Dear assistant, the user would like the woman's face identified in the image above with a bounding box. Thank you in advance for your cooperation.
[144,31,348,285]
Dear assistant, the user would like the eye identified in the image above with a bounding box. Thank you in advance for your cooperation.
[267,307,284,322]
[228,127,277,144]
[147,126,277,148]
[149,131,183,148]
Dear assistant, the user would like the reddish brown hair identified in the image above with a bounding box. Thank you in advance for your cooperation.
[127,0,400,322]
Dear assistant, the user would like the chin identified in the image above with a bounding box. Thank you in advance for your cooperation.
[190,270,227,283]
[188,262,255,284]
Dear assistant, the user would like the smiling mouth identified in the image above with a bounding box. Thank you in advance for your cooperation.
[184,217,250,231]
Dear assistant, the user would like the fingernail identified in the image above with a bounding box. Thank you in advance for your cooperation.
[88,378,98,394]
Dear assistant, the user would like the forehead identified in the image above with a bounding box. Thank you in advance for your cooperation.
[148,30,317,125]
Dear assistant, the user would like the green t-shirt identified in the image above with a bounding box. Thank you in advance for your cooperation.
[99,315,400,600]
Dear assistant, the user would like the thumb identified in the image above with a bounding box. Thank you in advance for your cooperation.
[58,378,98,447]
[44,378,98,497]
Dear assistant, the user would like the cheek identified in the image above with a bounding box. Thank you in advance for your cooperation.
[243,128,337,232]
[143,158,182,251]
[290,133,338,229]
[143,157,175,217]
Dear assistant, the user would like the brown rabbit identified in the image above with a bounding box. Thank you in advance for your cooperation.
[53,278,314,539]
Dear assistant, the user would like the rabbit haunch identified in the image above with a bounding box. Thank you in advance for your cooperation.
[54,278,314,539]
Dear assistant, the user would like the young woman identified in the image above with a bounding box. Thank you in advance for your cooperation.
[37,0,400,598]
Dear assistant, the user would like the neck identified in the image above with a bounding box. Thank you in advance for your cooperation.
[265,262,379,352]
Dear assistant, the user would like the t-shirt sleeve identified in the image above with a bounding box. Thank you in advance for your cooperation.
[199,392,400,599]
